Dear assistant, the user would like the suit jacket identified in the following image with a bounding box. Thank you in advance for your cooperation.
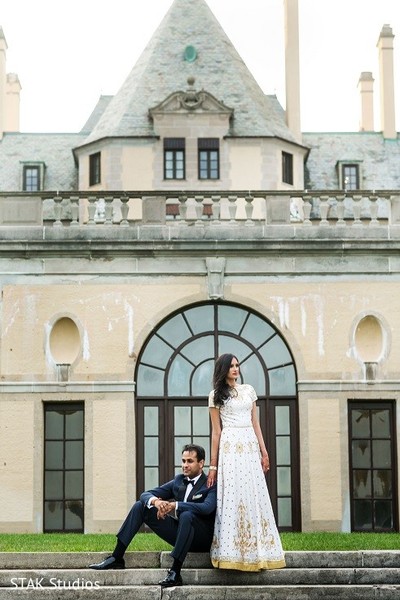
[140,472,216,520]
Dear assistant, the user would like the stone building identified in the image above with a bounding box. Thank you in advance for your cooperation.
[0,0,399,535]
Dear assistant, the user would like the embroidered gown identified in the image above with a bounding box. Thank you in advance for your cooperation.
[208,383,286,571]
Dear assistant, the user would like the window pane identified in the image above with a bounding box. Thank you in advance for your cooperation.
[192,360,214,396]
[239,354,266,395]
[277,466,291,495]
[174,406,191,435]
[46,411,64,439]
[144,437,159,466]
[277,497,292,528]
[137,365,164,395]
[181,335,213,363]
[354,500,372,529]
[373,470,392,498]
[217,306,247,334]
[353,470,371,498]
[145,467,159,490]
[276,436,291,464]
[168,356,192,396]
[45,441,64,469]
[45,471,63,499]
[352,410,370,438]
[260,337,292,369]
[65,441,83,469]
[44,501,63,530]
[275,406,290,435]
[372,440,391,469]
[65,410,84,439]
[269,365,296,396]
[185,306,214,334]
[375,501,393,529]
[241,316,276,348]
[193,406,209,435]
[65,471,83,499]
[371,410,390,438]
[144,406,159,435]
[140,336,173,369]
[352,440,371,468]
[65,500,83,530]
[194,437,210,463]
[158,314,191,346]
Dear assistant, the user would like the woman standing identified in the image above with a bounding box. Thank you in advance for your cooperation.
[207,353,285,571]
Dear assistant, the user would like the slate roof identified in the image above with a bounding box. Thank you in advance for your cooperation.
[78,0,297,147]
[304,132,400,190]
[0,133,85,191]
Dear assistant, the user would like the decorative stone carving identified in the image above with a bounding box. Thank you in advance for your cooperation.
[206,257,226,300]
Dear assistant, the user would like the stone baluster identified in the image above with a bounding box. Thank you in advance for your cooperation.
[194,196,204,226]
[302,195,312,226]
[335,195,346,226]
[245,194,254,226]
[369,194,379,226]
[228,195,238,224]
[352,194,363,227]
[178,195,188,224]
[104,196,114,225]
[319,195,330,226]
[120,196,130,227]
[87,197,97,225]
[211,195,221,225]
[53,195,63,227]
[70,196,79,227]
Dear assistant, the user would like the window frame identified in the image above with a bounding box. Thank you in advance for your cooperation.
[164,138,185,180]
[89,152,101,186]
[337,161,362,190]
[282,151,294,185]
[198,138,220,180]
[21,162,45,191]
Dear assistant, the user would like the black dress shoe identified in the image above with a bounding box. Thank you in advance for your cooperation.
[89,555,125,570]
[158,569,183,587]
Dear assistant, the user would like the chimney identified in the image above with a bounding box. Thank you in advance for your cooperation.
[358,72,374,131]
[0,27,7,140]
[5,73,21,132]
[377,24,396,139]
[284,0,301,142]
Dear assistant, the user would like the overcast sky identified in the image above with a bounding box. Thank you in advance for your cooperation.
[1,0,400,133]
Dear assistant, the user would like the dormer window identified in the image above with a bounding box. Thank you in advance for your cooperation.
[89,152,101,186]
[21,162,45,191]
[198,138,219,180]
[282,151,294,185]
[337,161,362,190]
[164,138,185,180]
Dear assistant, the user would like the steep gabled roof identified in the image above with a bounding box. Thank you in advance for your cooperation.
[79,0,297,147]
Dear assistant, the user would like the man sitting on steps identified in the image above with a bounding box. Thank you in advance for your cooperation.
[89,444,217,588]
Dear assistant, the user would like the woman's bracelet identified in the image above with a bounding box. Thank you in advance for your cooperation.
[209,466,218,471]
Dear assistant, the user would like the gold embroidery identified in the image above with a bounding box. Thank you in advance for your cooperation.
[223,441,230,453]
[233,500,258,555]
[235,442,244,454]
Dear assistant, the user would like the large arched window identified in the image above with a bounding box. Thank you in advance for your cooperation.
[135,301,300,530]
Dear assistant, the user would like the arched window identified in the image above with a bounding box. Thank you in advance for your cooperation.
[135,301,300,530]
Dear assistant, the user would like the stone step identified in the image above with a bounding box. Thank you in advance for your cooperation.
[1,567,400,587]
[0,585,400,600]
[1,550,400,570]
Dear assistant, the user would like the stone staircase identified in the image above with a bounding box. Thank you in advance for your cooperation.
[0,550,399,599]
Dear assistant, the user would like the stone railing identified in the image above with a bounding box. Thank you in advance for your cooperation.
[0,190,398,228]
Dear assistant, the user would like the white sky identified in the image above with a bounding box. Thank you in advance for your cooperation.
[1,0,400,133]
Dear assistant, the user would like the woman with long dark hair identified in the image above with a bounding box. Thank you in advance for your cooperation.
[207,353,285,572]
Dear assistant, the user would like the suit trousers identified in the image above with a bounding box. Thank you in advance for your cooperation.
[117,501,214,563]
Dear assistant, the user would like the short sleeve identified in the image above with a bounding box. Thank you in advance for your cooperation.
[208,390,218,408]
[248,385,258,403]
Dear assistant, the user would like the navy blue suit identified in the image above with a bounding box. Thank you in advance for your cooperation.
[117,472,216,563]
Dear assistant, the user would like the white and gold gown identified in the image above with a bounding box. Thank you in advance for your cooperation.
[208,384,286,571]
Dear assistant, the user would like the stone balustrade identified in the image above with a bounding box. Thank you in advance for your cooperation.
[0,190,397,229]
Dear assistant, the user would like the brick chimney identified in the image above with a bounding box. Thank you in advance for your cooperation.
[5,72,21,132]
[377,24,396,139]
[284,0,301,142]
[358,72,374,131]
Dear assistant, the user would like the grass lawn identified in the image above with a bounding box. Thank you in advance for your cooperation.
[1,532,400,552]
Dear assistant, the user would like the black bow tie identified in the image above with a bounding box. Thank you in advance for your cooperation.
[184,478,195,486]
